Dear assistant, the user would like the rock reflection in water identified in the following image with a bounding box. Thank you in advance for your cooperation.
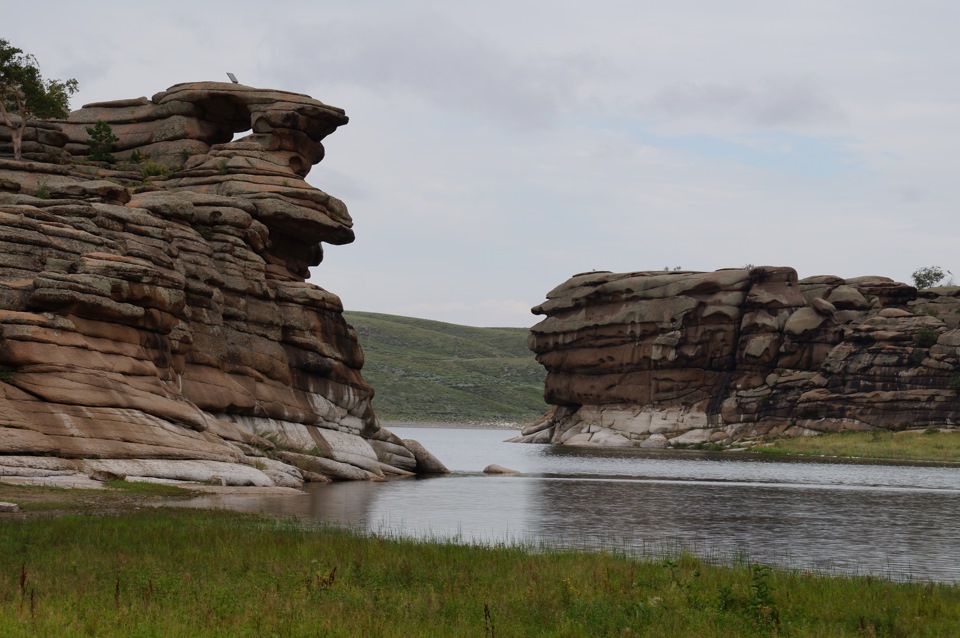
[176,481,383,526]
[174,427,960,582]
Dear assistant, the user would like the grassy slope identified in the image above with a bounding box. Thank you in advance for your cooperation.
[344,311,547,424]
[2,507,958,637]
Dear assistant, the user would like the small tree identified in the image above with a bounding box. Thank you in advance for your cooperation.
[911,266,950,289]
[0,39,78,160]
[85,120,117,163]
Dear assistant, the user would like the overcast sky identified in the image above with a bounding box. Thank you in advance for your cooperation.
[7,1,959,326]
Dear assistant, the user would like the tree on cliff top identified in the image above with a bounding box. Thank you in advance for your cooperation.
[0,39,77,160]
[912,265,951,289]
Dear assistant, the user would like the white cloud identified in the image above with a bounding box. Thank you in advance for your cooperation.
[643,80,846,128]
[264,11,599,129]
[4,1,959,327]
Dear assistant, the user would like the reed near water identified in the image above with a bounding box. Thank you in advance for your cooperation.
[1,504,958,637]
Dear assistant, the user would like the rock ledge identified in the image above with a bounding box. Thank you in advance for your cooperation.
[514,267,960,447]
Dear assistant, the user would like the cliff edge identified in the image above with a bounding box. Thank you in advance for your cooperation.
[514,267,960,448]
[0,82,445,486]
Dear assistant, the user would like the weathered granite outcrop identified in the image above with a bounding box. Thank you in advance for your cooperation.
[0,82,445,486]
[513,267,960,447]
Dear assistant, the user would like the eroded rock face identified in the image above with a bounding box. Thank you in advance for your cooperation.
[514,267,960,447]
[0,82,444,486]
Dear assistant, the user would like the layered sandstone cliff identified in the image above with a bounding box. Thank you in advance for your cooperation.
[514,267,960,447]
[0,82,445,486]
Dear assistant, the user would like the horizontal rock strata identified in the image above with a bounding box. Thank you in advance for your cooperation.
[513,267,960,447]
[0,82,445,486]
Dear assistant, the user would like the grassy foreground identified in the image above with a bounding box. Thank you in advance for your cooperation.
[1,506,958,637]
[758,429,960,463]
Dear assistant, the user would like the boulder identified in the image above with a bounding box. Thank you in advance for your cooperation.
[811,297,837,316]
[483,464,520,475]
[403,439,451,474]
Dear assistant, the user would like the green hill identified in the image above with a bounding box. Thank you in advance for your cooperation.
[342,311,548,424]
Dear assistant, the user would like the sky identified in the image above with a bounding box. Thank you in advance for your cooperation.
[6,1,959,327]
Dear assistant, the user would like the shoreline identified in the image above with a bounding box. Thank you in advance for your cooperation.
[391,422,960,465]
[2,427,956,498]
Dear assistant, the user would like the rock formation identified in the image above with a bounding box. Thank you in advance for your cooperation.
[513,267,960,447]
[0,82,445,486]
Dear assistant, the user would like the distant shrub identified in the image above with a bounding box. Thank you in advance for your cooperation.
[950,375,960,396]
[912,266,950,289]
[140,160,169,177]
[913,328,939,348]
[34,179,51,199]
[909,348,926,367]
[85,120,118,163]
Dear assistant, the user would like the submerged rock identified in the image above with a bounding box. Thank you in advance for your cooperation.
[0,83,443,486]
[483,464,520,475]
[517,267,960,448]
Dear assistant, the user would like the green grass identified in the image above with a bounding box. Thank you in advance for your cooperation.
[344,311,547,424]
[101,480,197,497]
[0,482,196,513]
[757,429,960,463]
[1,508,957,637]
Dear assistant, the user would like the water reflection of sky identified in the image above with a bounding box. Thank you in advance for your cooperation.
[177,426,960,582]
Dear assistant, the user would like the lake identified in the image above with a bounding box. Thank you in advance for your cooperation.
[179,426,960,583]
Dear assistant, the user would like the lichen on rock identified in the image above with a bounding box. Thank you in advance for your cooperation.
[514,267,960,448]
[0,82,445,486]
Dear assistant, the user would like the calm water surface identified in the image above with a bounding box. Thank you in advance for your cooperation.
[180,426,960,582]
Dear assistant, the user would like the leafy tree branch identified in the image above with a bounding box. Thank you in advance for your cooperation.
[0,39,78,160]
